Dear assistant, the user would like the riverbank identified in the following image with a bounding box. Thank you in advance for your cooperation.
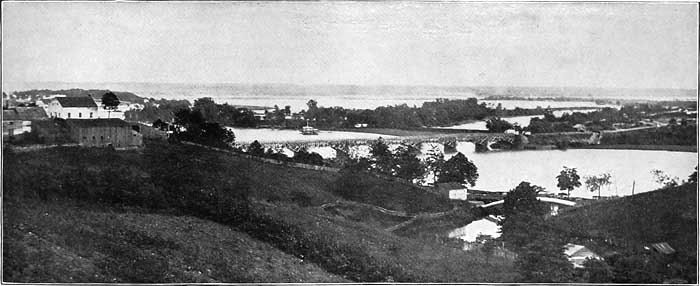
[571,144,697,153]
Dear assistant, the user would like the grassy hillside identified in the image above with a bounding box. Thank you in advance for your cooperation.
[3,140,514,282]
[551,183,697,256]
[549,183,697,283]
[3,199,345,283]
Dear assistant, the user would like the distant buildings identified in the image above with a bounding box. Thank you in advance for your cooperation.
[2,107,48,140]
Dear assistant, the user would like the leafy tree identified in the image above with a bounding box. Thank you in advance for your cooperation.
[499,182,548,252]
[392,145,426,182]
[369,138,393,173]
[581,258,614,283]
[514,236,574,283]
[556,166,581,197]
[435,152,478,186]
[172,108,235,148]
[650,169,679,188]
[293,148,324,166]
[248,140,265,157]
[486,117,514,133]
[584,172,612,199]
[101,91,120,109]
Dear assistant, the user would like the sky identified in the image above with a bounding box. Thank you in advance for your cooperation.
[2,2,698,89]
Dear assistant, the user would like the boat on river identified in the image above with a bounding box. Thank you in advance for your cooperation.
[301,122,319,135]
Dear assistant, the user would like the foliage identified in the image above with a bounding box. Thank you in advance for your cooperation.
[101,91,120,109]
[580,258,614,283]
[689,166,698,183]
[247,140,265,157]
[499,182,548,252]
[514,236,574,283]
[601,124,697,146]
[192,97,257,128]
[435,152,478,186]
[172,108,236,149]
[392,145,425,182]
[485,117,514,133]
[650,169,680,188]
[556,166,581,197]
[292,148,325,166]
[584,172,612,199]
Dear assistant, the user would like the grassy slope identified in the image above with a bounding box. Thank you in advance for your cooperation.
[3,142,514,282]
[550,183,697,257]
[3,199,345,283]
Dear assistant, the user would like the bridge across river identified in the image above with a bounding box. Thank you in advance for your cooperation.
[233,132,519,153]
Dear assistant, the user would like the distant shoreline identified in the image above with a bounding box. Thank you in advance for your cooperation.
[570,144,697,153]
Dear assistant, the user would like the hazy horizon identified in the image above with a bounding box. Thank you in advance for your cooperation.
[3,2,698,90]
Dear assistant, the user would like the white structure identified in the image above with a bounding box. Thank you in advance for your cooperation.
[47,96,125,120]
[449,188,468,200]
[47,96,99,119]
[480,197,576,216]
[564,243,601,268]
[448,215,502,243]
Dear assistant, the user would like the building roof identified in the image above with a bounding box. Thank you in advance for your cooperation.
[55,96,98,108]
[650,242,675,254]
[3,107,48,121]
[65,118,131,128]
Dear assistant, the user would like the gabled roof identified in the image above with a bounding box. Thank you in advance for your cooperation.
[65,118,131,128]
[54,96,98,108]
[3,107,48,121]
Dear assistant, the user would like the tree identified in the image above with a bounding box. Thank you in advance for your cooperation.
[171,108,235,148]
[581,258,614,283]
[392,145,426,182]
[435,152,478,186]
[486,117,514,133]
[650,169,679,188]
[584,172,612,199]
[499,182,548,252]
[514,236,574,283]
[248,140,265,157]
[556,166,581,197]
[369,138,393,173]
[101,91,120,110]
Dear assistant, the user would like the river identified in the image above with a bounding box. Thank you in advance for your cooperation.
[420,142,697,199]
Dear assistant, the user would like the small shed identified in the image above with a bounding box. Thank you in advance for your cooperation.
[434,182,469,201]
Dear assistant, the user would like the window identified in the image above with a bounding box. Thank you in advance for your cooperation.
[79,113,82,118]
[100,136,104,141]
[90,112,93,118]
[67,113,71,118]
[92,136,96,141]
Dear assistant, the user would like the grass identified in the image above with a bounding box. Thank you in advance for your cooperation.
[3,140,514,282]
[550,183,697,257]
[3,198,346,283]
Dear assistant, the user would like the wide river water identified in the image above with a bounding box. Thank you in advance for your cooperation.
[422,142,697,199]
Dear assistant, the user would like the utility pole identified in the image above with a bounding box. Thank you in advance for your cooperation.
[631,180,635,195]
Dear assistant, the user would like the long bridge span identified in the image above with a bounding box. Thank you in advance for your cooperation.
[233,132,519,153]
